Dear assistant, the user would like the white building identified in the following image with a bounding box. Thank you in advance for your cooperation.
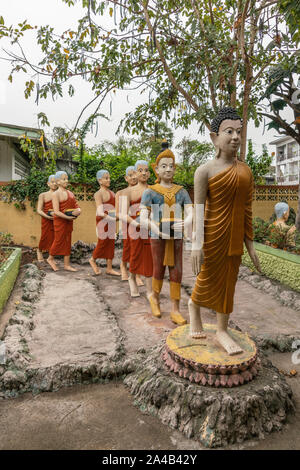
[0,122,78,182]
[0,123,41,182]
[270,136,300,185]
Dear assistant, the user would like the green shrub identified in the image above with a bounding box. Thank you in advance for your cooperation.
[268,224,291,249]
[0,232,13,246]
[0,232,13,266]
[70,147,156,192]
[253,217,270,243]
[4,167,52,210]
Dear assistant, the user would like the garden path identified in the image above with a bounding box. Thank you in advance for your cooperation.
[0,248,299,450]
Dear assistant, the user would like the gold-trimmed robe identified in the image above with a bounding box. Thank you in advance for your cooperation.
[191,160,253,314]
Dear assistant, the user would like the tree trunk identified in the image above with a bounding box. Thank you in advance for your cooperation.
[240,86,251,161]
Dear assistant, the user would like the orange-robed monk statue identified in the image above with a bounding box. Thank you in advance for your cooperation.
[188,107,261,355]
[89,170,120,276]
[36,174,57,262]
[115,166,144,285]
[47,171,81,272]
[121,160,153,298]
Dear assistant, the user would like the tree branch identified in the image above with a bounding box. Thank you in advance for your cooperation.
[259,112,300,144]
[141,1,199,112]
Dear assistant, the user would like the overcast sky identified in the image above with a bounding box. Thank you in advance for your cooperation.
[0,0,288,157]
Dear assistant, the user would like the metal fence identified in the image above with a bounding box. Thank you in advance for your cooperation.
[0,182,299,203]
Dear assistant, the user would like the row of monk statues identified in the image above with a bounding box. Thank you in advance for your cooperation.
[36,106,276,356]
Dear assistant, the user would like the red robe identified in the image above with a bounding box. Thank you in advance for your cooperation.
[50,191,79,256]
[92,190,116,260]
[128,198,153,277]
[38,199,54,252]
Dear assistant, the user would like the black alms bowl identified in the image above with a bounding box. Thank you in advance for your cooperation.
[64,209,78,218]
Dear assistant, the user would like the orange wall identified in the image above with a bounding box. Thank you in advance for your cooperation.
[0,201,98,247]
[0,199,298,248]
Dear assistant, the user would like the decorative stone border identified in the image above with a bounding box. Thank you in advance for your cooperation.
[242,242,300,293]
[0,263,132,399]
[162,345,260,387]
[0,247,21,314]
[125,343,295,448]
[239,265,300,311]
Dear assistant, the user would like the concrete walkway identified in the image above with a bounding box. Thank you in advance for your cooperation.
[29,271,118,369]
[0,247,299,450]
[0,352,299,450]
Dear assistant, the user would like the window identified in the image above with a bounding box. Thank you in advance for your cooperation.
[13,153,29,179]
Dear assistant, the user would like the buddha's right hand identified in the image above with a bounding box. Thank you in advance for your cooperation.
[191,249,204,275]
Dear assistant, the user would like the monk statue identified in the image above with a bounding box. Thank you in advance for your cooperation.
[121,160,153,298]
[47,171,81,272]
[116,166,144,285]
[89,170,120,276]
[36,174,57,262]
[188,107,261,355]
[140,141,193,325]
[270,202,296,246]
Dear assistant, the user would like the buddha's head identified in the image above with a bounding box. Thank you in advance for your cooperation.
[152,141,176,184]
[134,160,150,183]
[210,107,243,158]
[47,174,57,191]
[125,166,137,186]
[96,170,110,188]
[55,171,68,188]
[275,201,289,222]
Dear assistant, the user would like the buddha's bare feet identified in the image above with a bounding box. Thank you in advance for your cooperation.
[216,331,243,356]
[64,265,78,272]
[46,258,59,271]
[106,269,121,276]
[128,276,140,297]
[89,258,101,275]
[188,299,206,338]
[136,275,144,287]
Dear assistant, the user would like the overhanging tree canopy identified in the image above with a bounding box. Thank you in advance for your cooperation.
[0,0,297,159]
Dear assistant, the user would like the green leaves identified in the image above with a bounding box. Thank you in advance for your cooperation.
[271,99,287,111]
[24,80,35,99]
[2,0,297,153]
[38,112,50,127]
[246,140,272,184]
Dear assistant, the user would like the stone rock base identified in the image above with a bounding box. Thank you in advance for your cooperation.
[163,324,260,387]
[124,343,295,448]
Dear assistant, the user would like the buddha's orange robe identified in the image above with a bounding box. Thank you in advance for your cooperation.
[191,161,253,314]
[50,191,79,256]
[93,190,116,261]
[128,198,153,277]
[38,200,54,252]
